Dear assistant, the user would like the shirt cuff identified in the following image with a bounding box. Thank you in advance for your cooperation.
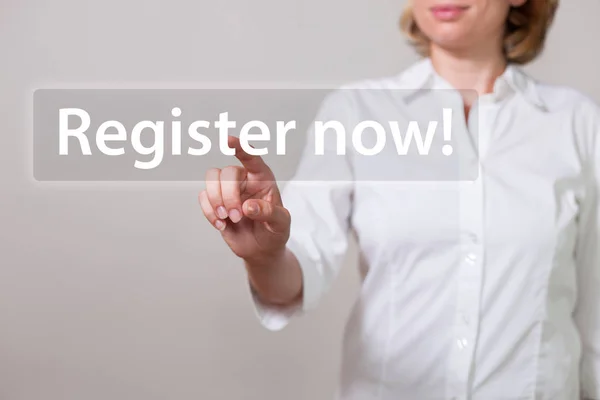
[248,237,324,331]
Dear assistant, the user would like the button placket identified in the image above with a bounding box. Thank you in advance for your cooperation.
[446,91,491,400]
[447,131,487,400]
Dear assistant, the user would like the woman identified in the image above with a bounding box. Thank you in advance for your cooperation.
[199,0,600,399]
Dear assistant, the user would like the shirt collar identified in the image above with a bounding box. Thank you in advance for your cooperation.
[398,58,548,111]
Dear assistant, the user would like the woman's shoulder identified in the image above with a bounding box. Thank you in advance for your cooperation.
[534,80,600,116]
[533,81,600,159]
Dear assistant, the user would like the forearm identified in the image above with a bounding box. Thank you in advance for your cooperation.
[245,248,303,306]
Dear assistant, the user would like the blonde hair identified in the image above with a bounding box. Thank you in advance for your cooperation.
[400,0,559,64]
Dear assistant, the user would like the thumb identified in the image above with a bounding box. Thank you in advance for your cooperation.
[242,199,290,234]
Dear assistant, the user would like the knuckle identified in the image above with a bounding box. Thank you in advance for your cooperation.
[221,165,240,174]
[221,172,240,187]
[205,168,221,181]
[222,166,245,181]
[282,206,291,222]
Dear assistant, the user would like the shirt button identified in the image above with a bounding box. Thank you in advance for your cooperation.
[461,314,470,325]
[457,338,468,350]
[465,253,477,264]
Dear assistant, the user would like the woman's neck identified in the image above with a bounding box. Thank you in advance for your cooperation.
[429,44,508,97]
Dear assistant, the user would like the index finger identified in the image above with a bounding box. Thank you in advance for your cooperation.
[227,135,270,174]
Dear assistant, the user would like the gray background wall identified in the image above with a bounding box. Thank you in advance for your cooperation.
[1,1,599,399]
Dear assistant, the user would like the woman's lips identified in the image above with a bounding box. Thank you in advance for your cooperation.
[430,5,470,21]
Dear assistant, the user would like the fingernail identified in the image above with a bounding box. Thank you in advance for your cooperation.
[246,202,258,216]
[229,209,242,223]
[216,206,228,219]
[215,220,226,231]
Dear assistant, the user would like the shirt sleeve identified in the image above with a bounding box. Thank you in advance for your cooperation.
[248,90,356,331]
[574,102,600,400]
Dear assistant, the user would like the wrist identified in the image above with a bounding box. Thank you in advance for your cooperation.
[243,246,287,271]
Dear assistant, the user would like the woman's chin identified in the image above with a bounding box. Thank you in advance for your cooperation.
[428,34,474,53]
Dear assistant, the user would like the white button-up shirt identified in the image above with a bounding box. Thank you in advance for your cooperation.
[250,59,600,400]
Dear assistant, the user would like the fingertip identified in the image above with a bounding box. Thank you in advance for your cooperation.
[215,219,227,231]
[228,136,245,157]
[229,208,242,223]
[216,206,228,220]
[227,135,238,146]
[243,200,259,217]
